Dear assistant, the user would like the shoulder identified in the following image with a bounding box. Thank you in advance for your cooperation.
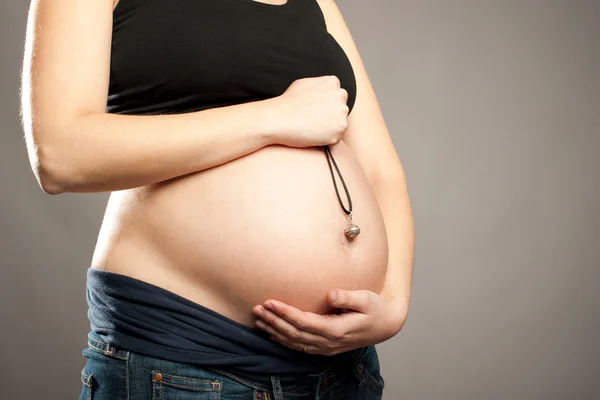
[313,0,346,33]
[315,0,335,11]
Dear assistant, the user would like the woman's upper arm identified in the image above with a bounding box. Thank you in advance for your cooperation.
[20,0,114,144]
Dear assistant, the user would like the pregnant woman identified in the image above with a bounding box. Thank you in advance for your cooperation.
[21,0,414,398]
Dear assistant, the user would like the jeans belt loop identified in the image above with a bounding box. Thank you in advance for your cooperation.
[270,375,284,400]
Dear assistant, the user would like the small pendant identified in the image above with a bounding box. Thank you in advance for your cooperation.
[344,213,361,238]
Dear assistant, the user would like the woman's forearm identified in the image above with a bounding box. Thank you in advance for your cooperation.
[32,99,279,194]
[373,172,415,331]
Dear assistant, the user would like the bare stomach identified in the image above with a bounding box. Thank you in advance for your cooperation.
[90,141,390,327]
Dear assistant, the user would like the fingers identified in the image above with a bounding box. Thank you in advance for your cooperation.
[260,301,327,335]
[330,290,372,313]
[254,318,310,353]
[253,305,323,343]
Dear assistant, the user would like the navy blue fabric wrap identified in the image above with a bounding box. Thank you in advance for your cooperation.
[86,268,356,375]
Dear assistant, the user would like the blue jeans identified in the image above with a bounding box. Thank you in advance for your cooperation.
[80,331,385,399]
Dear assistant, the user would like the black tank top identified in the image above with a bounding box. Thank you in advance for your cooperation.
[107,0,357,116]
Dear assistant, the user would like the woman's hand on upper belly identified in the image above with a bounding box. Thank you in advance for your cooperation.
[251,288,403,356]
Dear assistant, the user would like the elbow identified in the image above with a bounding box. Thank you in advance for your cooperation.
[22,104,87,194]
[384,295,410,338]
[32,135,76,195]
[38,171,66,195]
[36,151,68,195]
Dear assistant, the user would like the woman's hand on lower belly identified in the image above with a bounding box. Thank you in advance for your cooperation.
[251,288,402,356]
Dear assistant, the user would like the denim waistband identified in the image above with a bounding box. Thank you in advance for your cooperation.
[208,346,367,394]
[85,329,369,399]
[85,268,357,375]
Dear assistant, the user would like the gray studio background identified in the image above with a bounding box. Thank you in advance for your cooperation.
[1,0,598,399]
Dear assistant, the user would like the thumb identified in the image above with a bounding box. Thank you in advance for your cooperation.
[328,289,370,313]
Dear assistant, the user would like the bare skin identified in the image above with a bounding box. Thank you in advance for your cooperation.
[21,0,390,329]
[91,139,389,327]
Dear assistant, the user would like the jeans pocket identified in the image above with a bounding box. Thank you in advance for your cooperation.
[79,369,93,400]
[355,346,385,395]
[151,370,222,400]
[80,333,128,399]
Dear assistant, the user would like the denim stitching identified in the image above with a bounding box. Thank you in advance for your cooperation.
[87,376,92,400]
[354,347,384,394]
[87,340,106,353]
[208,368,314,396]
[125,348,130,400]
[85,334,326,397]
[157,382,220,391]
[87,334,108,349]
[271,375,282,400]
[318,372,336,400]
[153,381,220,398]
[152,370,222,393]
[87,340,128,360]
[330,373,337,400]
[363,372,384,393]
[87,335,128,360]
[80,369,92,400]
[358,365,384,394]
[361,347,384,393]
[208,368,271,392]
[154,370,224,385]
[80,369,92,387]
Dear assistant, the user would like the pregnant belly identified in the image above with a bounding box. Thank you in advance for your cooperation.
[92,141,389,326]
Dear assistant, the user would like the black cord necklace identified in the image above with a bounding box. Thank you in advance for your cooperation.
[323,145,361,239]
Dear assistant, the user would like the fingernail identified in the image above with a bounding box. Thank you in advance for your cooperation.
[264,302,274,311]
